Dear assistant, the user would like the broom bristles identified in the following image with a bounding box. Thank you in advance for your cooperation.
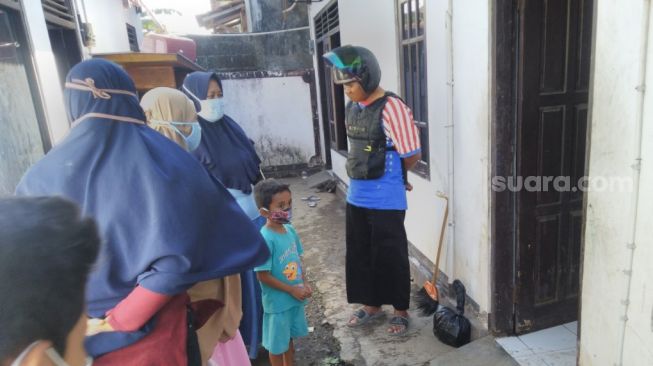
[416,287,439,316]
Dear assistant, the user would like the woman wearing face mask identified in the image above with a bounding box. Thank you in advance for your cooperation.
[140,87,252,366]
[182,71,264,359]
[140,87,202,151]
[15,60,269,366]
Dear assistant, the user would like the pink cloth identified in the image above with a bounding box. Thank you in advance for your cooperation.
[106,285,171,332]
[209,331,251,366]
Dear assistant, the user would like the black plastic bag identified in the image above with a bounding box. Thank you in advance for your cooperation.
[433,279,471,347]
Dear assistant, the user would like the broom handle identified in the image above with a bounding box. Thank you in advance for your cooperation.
[431,195,449,286]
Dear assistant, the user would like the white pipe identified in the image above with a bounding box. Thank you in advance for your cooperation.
[617,0,651,363]
[282,2,298,15]
[444,0,456,280]
[205,25,310,36]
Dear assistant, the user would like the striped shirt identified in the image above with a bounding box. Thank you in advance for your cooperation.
[347,95,421,211]
[381,97,421,157]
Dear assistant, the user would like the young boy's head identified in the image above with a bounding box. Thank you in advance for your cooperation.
[254,179,292,224]
[0,196,100,366]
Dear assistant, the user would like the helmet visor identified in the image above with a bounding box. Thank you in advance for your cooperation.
[331,68,358,85]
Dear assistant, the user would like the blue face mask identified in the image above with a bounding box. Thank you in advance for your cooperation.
[175,122,202,151]
[198,98,225,122]
[153,121,202,151]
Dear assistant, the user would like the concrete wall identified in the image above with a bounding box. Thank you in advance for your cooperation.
[219,76,316,167]
[76,0,143,55]
[190,29,312,72]
[191,11,316,170]
[580,0,653,365]
[308,0,492,315]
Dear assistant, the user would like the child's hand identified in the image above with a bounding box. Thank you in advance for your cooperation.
[304,284,313,298]
[86,317,115,336]
[290,286,308,301]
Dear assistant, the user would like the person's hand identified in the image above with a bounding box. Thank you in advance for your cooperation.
[405,182,413,191]
[290,286,308,301]
[86,317,115,336]
[303,284,313,298]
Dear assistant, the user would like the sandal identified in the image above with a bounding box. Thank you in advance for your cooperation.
[387,315,409,336]
[302,195,321,202]
[347,308,384,327]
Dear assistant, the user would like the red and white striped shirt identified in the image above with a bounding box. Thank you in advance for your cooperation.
[381,97,421,157]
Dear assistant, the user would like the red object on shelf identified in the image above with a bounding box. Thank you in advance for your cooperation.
[142,33,197,61]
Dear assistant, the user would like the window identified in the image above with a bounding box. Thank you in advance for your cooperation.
[315,0,346,162]
[126,23,139,52]
[41,0,76,29]
[0,8,49,194]
[398,0,429,177]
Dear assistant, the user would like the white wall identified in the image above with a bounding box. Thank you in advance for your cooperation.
[309,0,492,314]
[580,0,653,365]
[449,0,491,313]
[77,0,142,54]
[221,77,316,167]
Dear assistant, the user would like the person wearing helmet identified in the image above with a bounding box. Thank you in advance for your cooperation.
[323,45,421,336]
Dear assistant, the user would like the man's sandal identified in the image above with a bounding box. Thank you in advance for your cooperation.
[387,315,409,336]
[347,308,385,327]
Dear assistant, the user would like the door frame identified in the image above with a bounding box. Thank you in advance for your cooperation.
[490,0,520,335]
[491,0,594,335]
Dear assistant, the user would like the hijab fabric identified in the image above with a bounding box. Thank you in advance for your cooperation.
[182,71,261,194]
[142,87,246,363]
[140,87,197,150]
[15,59,269,356]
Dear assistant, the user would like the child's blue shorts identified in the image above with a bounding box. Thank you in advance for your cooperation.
[262,304,309,355]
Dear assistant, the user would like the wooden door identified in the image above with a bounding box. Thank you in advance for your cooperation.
[515,0,593,333]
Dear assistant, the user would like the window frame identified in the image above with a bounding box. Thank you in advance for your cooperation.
[314,0,347,155]
[126,23,139,52]
[396,0,429,179]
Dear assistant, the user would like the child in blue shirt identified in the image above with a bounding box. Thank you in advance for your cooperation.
[254,179,312,366]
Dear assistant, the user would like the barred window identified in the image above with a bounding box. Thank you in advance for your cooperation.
[398,0,429,177]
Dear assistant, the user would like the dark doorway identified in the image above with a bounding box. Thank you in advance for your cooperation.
[492,0,593,334]
[48,25,82,86]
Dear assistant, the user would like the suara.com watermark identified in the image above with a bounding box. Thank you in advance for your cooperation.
[491,176,634,193]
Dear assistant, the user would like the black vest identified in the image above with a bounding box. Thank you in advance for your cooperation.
[345,92,397,180]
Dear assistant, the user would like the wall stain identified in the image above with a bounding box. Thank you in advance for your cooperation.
[256,134,305,167]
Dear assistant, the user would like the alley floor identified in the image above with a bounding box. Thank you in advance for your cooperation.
[254,177,518,366]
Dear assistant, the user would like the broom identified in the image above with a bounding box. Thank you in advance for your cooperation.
[416,192,449,316]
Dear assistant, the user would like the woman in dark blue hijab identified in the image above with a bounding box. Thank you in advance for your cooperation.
[15,59,269,365]
[182,71,265,359]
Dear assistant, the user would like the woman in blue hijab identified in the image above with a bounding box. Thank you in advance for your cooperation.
[15,59,269,365]
[182,71,265,359]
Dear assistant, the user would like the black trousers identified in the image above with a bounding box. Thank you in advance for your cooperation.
[186,307,201,366]
[346,203,410,311]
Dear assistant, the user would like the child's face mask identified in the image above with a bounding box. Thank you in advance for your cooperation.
[263,207,292,224]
